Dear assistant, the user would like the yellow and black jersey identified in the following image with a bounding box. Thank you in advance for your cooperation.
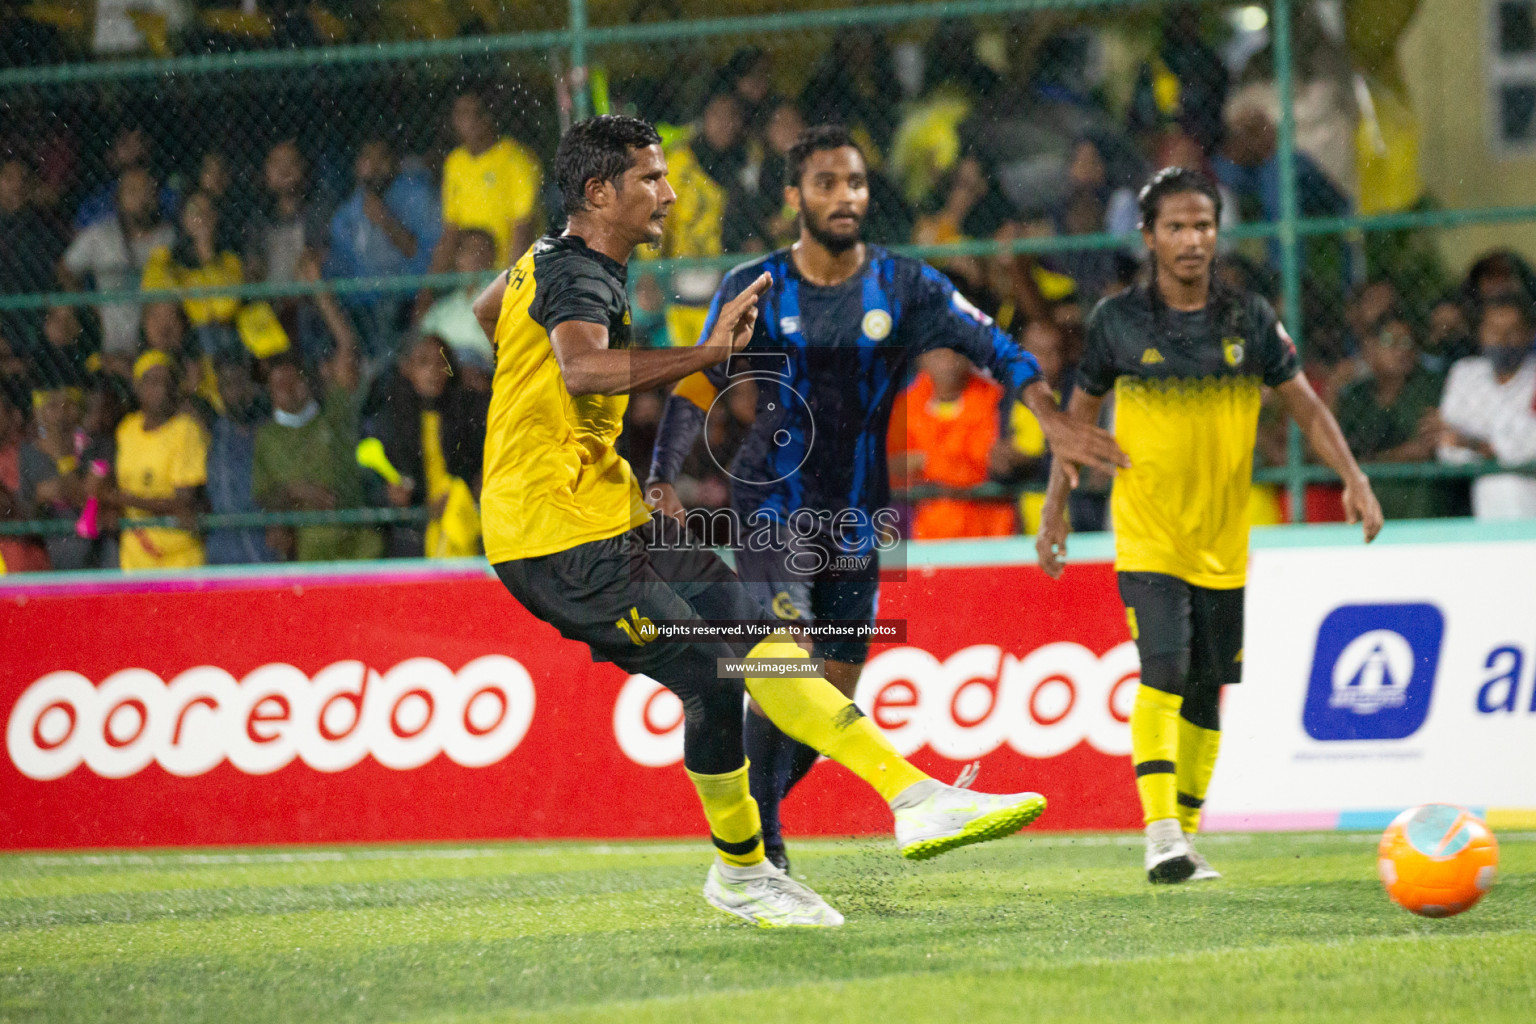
[1079,285,1299,588]
[481,235,652,563]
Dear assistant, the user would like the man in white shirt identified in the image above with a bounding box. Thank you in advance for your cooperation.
[59,167,174,356]
[419,227,496,369]
[244,141,330,287]
[1438,294,1536,519]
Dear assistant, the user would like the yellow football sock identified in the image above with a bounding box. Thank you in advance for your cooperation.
[743,637,930,802]
[686,762,764,868]
[1130,684,1182,825]
[1176,717,1221,834]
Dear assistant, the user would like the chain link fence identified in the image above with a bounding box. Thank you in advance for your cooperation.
[0,0,1531,569]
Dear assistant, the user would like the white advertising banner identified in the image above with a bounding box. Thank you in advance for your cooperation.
[1206,539,1536,829]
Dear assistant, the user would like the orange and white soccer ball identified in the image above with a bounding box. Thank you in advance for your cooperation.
[1378,804,1499,918]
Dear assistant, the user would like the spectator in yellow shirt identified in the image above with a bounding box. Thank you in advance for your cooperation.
[420,90,541,318]
[104,351,208,570]
[141,191,244,332]
[651,91,749,346]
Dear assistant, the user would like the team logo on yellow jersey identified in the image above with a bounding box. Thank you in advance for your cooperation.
[862,309,892,341]
[772,591,803,619]
[1223,338,1245,367]
[1140,348,1164,365]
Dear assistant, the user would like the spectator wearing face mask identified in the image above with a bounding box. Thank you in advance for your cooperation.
[253,336,382,563]
[1438,295,1536,519]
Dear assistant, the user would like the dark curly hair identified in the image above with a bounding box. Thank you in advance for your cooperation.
[555,115,663,214]
[786,124,865,190]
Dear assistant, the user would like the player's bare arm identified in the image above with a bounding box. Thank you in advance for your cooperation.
[473,270,508,344]
[549,271,771,396]
[1035,389,1106,579]
[1274,373,1384,543]
[1023,380,1128,483]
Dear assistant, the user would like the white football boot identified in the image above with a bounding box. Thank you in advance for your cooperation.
[1184,833,1222,881]
[1144,817,1195,883]
[892,780,1047,861]
[703,858,845,927]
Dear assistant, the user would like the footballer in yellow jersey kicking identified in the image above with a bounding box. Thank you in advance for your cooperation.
[1037,167,1384,884]
[472,116,1127,927]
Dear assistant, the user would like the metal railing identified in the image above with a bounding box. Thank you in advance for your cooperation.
[4,461,1530,539]
[0,506,428,538]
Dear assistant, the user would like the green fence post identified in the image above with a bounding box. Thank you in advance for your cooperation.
[1273,0,1307,523]
[569,0,592,121]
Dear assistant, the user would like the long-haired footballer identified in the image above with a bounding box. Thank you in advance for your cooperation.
[1037,167,1384,883]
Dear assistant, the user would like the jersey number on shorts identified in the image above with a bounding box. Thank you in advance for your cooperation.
[615,606,656,646]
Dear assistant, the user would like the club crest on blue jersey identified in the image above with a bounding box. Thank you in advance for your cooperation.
[1222,338,1245,368]
[861,309,892,340]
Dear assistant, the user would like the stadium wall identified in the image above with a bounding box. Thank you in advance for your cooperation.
[1403,0,1536,268]
[3,521,1534,850]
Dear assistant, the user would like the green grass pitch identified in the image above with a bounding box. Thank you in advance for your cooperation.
[2,831,1532,1023]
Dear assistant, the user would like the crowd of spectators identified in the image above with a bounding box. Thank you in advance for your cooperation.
[872,255,1536,541]
[2,8,1536,572]
[0,73,542,570]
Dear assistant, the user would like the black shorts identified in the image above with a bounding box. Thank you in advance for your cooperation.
[493,515,778,682]
[1117,571,1245,688]
[733,524,880,665]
